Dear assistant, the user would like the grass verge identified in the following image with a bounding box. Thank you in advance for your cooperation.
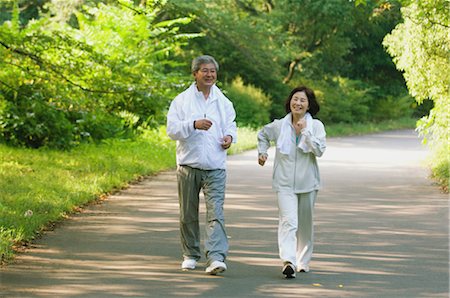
[0,127,175,263]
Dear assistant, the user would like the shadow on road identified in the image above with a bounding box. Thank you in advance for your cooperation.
[1,130,448,297]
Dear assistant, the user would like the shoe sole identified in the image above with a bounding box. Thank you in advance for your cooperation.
[182,267,195,271]
[206,266,226,275]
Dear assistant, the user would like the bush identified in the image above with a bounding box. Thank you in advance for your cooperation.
[68,110,132,144]
[0,1,195,149]
[292,76,415,124]
[224,77,271,128]
[0,91,74,149]
[0,84,135,149]
[370,93,415,122]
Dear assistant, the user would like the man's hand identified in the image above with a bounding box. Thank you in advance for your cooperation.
[221,135,232,149]
[195,118,213,130]
[258,154,267,166]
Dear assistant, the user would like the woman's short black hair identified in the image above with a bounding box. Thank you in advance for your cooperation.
[284,86,320,116]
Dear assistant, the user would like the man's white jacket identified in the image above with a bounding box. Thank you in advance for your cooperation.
[167,83,237,170]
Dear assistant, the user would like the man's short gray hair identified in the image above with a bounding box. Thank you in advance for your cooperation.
[191,55,219,73]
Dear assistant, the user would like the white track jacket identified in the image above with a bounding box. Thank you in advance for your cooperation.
[258,113,326,193]
[167,83,237,170]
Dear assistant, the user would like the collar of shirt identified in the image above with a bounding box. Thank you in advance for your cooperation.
[193,84,218,102]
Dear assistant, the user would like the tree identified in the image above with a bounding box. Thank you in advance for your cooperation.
[163,0,288,105]
[0,0,196,148]
[383,0,449,188]
[341,1,405,93]
[266,0,355,84]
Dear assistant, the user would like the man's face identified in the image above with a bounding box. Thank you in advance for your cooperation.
[193,63,217,88]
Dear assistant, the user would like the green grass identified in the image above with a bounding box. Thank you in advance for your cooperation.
[0,119,418,263]
[0,127,176,262]
[228,126,259,155]
[326,117,416,137]
[427,144,449,193]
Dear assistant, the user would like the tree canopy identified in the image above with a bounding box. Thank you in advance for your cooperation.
[0,0,435,149]
[383,0,449,187]
[0,0,197,147]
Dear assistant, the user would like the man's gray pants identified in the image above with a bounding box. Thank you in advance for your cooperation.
[177,165,229,265]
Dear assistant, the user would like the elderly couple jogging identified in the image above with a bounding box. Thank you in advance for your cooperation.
[166,55,326,279]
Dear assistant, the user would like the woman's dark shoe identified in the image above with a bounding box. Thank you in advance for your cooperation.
[282,262,296,279]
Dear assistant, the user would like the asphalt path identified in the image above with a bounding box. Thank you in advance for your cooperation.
[1,130,448,297]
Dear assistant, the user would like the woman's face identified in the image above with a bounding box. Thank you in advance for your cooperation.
[290,91,309,117]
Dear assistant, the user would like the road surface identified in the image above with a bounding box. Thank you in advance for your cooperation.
[1,130,448,297]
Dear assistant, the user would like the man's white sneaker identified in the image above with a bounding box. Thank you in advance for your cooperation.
[181,259,197,270]
[205,260,227,275]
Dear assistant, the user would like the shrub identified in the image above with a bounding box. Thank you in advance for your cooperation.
[224,77,271,128]
[68,110,132,144]
[293,76,415,124]
[370,93,415,122]
[0,90,74,149]
[294,77,370,123]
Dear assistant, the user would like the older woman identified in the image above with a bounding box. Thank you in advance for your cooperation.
[257,86,326,279]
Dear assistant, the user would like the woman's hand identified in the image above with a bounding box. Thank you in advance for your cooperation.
[296,118,307,131]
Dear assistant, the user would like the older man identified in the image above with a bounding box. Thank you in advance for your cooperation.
[166,55,237,275]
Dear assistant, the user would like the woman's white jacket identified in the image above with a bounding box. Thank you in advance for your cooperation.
[257,114,326,193]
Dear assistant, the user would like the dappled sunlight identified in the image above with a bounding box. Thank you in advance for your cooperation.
[230,249,278,257]
[257,284,356,298]
[329,251,411,262]
[225,203,277,212]
[2,130,448,297]
[226,193,272,200]
[227,222,277,229]
[228,255,279,267]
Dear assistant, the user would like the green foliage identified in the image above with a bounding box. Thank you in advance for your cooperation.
[383,0,449,189]
[315,77,371,124]
[268,0,355,80]
[290,76,415,125]
[326,117,416,137]
[0,89,74,148]
[225,77,271,128]
[370,93,415,122]
[164,0,290,115]
[342,0,406,94]
[426,142,449,192]
[67,110,129,143]
[163,0,411,121]
[0,0,196,148]
[227,126,258,155]
[1,0,418,145]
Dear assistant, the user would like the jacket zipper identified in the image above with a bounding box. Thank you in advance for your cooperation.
[293,136,298,190]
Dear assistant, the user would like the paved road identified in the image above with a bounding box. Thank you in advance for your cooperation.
[1,130,448,297]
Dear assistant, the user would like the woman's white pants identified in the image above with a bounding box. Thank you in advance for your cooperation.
[277,190,317,269]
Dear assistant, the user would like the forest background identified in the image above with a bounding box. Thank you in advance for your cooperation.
[0,0,448,262]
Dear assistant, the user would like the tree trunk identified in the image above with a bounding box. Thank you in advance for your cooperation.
[283,59,299,84]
